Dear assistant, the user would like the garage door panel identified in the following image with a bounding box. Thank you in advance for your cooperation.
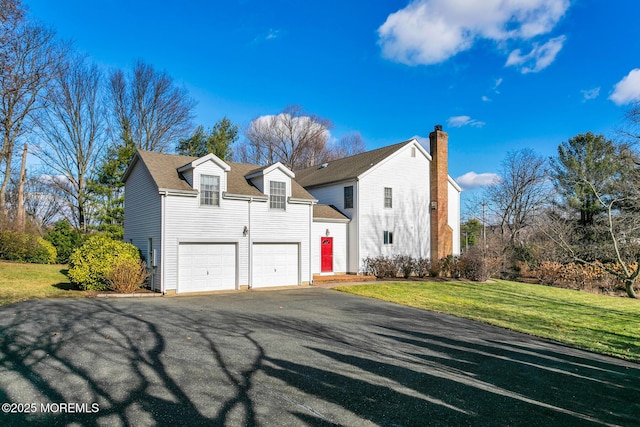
[253,243,299,288]
[179,243,236,293]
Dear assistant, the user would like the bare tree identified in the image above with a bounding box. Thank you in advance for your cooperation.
[241,105,333,169]
[486,149,550,246]
[621,101,640,141]
[326,132,367,160]
[0,5,61,216]
[33,55,105,232]
[107,60,195,152]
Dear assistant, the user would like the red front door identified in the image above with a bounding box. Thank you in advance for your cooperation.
[321,237,333,272]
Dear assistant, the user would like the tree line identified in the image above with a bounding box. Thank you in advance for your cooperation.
[0,0,365,239]
[464,115,640,298]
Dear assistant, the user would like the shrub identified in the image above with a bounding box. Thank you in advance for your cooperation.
[68,235,141,291]
[32,238,57,264]
[459,248,489,281]
[363,256,397,278]
[536,261,563,286]
[0,230,57,264]
[438,255,461,278]
[106,259,149,293]
[45,220,84,264]
[393,255,414,279]
[414,257,431,278]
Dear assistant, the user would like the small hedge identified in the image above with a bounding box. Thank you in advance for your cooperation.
[363,252,489,282]
[0,230,57,264]
[68,235,141,291]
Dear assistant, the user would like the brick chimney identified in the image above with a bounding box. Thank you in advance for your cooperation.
[429,125,453,262]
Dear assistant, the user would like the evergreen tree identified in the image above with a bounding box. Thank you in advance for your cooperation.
[176,117,238,160]
[550,132,620,227]
[88,140,137,239]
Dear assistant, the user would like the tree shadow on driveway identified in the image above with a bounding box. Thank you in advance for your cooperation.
[0,290,638,426]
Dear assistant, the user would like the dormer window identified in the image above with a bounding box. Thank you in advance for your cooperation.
[200,175,220,206]
[270,181,286,210]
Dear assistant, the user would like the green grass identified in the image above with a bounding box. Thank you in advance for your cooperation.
[0,261,87,305]
[336,280,640,361]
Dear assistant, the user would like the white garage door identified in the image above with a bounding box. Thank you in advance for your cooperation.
[178,243,236,293]
[253,243,299,288]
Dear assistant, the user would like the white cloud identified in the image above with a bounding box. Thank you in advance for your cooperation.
[482,95,491,102]
[456,171,499,190]
[378,0,569,67]
[609,69,640,105]
[505,35,566,73]
[447,115,485,128]
[580,87,600,102]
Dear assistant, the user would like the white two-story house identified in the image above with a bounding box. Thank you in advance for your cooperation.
[123,126,460,294]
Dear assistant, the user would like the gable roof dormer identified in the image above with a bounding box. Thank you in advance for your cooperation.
[177,153,232,174]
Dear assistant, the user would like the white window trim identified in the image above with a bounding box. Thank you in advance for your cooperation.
[200,174,220,206]
[384,187,392,209]
[270,181,286,210]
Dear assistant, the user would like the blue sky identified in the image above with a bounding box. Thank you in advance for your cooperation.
[25,0,640,202]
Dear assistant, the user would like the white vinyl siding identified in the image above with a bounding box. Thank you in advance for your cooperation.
[357,143,431,268]
[312,221,348,274]
[200,175,220,206]
[270,181,286,210]
[123,161,162,289]
[449,179,461,255]
[303,182,358,272]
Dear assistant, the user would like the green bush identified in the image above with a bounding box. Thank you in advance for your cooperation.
[68,235,141,291]
[0,230,57,264]
[45,220,84,264]
[32,238,57,264]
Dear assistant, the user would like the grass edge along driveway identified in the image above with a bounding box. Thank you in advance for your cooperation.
[336,280,640,362]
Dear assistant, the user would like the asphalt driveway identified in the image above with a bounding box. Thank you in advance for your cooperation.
[0,288,638,426]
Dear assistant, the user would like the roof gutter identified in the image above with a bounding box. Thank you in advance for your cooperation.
[223,192,268,202]
[158,188,198,197]
[288,197,318,205]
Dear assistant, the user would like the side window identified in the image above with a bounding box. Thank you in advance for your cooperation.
[270,181,286,210]
[384,187,392,208]
[200,175,220,206]
[344,186,353,209]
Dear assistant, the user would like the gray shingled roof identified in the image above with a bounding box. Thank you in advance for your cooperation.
[294,140,413,188]
[313,204,349,221]
[130,150,315,200]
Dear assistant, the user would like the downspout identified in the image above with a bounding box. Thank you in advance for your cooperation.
[161,192,167,294]
[309,202,314,285]
[356,177,360,274]
[247,198,252,289]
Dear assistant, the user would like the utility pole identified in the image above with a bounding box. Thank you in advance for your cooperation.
[480,200,487,255]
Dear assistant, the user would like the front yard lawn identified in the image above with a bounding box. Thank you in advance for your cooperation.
[0,261,87,305]
[336,280,640,361]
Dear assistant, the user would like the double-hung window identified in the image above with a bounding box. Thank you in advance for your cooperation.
[384,187,392,208]
[200,175,220,206]
[270,181,286,210]
[344,186,353,209]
